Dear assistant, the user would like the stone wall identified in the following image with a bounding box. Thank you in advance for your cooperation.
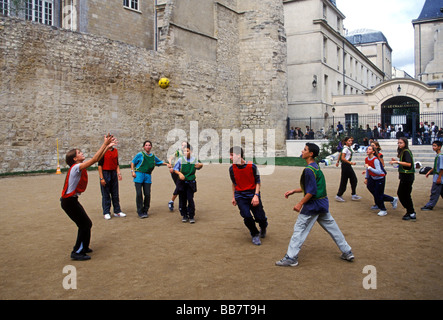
[0,0,287,174]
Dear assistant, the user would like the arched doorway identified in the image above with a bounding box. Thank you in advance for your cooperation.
[381,96,419,136]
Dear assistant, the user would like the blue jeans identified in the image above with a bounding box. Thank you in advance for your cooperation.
[100,170,122,215]
[286,212,351,259]
[235,195,268,236]
[366,176,394,211]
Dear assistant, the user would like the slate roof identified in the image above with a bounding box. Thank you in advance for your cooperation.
[346,29,389,45]
[413,0,443,23]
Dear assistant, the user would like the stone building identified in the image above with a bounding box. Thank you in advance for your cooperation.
[283,0,386,123]
[413,0,443,88]
[285,0,443,143]
[0,0,288,173]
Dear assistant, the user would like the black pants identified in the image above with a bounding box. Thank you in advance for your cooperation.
[135,182,151,216]
[397,177,415,214]
[177,180,196,219]
[100,170,122,215]
[61,196,92,254]
[367,176,394,211]
[236,196,268,236]
[337,163,357,196]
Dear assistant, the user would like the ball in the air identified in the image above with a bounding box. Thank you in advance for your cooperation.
[158,77,170,89]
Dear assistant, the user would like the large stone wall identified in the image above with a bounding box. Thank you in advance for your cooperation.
[0,0,287,174]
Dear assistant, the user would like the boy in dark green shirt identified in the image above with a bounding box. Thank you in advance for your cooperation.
[173,143,203,223]
[276,143,354,267]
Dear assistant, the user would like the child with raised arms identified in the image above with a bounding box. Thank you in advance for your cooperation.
[60,134,117,261]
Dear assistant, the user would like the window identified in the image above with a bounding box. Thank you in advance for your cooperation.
[345,113,359,130]
[323,37,328,63]
[123,0,139,11]
[25,0,53,26]
[0,0,8,16]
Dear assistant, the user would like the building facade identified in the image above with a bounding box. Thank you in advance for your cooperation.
[413,0,443,88]
[283,0,386,124]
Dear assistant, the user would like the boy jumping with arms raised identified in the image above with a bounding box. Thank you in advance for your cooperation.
[276,143,354,267]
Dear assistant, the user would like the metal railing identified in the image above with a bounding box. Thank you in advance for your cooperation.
[287,112,443,145]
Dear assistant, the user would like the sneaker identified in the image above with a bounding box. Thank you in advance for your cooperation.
[402,212,417,221]
[351,195,362,201]
[189,218,195,224]
[340,251,355,262]
[104,214,111,220]
[377,210,387,216]
[335,195,345,202]
[71,252,91,261]
[421,206,433,211]
[275,255,298,267]
[252,235,261,246]
[391,197,398,209]
[114,212,126,217]
[370,205,379,210]
[182,216,188,223]
[168,201,174,211]
[139,213,148,219]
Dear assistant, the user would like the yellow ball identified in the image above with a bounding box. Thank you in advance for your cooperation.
[158,77,170,89]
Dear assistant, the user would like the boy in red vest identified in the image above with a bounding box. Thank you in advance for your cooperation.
[229,146,268,245]
[61,134,117,261]
[98,146,126,220]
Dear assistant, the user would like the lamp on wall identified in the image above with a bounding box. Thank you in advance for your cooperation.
[312,75,317,88]
[397,85,401,92]
[332,107,336,113]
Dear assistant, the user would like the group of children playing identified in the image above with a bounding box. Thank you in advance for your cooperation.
[60,134,443,266]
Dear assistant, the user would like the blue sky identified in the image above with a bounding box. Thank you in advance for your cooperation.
[337,0,427,77]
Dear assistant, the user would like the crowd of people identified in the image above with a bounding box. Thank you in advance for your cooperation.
[59,134,442,267]
[288,121,443,144]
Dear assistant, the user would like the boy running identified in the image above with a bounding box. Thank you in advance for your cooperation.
[276,143,354,267]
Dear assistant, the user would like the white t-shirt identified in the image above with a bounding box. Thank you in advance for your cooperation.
[65,164,82,196]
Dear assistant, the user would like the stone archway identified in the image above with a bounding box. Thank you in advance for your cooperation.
[381,96,420,135]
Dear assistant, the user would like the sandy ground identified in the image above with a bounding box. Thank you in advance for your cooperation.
[1,163,442,301]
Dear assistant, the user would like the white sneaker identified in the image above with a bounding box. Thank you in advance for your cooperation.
[104,214,111,220]
[391,197,398,209]
[114,212,126,217]
[335,195,345,202]
[351,195,362,201]
[377,210,387,216]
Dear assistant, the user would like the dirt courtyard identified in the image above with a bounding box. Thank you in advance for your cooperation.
[1,163,442,300]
